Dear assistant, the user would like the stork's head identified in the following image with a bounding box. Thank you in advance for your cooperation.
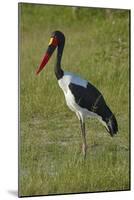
[36,31,65,75]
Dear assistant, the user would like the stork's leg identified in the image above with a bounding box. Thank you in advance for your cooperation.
[80,119,87,159]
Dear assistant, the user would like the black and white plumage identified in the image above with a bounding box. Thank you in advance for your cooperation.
[36,30,118,158]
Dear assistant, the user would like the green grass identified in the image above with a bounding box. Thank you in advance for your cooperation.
[19,3,130,197]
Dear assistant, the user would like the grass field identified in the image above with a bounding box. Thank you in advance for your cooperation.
[19,3,130,197]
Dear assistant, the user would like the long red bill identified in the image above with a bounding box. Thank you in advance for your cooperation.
[36,53,51,75]
[36,36,58,75]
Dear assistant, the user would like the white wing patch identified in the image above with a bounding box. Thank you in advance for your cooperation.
[58,71,88,94]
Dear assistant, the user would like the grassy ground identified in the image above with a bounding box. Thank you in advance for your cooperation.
[19,3,130,197]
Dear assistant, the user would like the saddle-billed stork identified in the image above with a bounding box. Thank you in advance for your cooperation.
[36,30,118,158]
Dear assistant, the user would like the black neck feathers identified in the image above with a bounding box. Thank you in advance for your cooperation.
[53,31,65,80]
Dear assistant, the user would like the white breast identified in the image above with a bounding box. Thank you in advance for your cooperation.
[58,71,88,94]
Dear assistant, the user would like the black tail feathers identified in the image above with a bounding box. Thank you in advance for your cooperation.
[106,114,118,136]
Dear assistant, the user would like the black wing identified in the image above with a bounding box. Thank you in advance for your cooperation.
[69,82,111,118]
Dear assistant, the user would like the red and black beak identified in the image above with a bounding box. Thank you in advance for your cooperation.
[36,37,59,75]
